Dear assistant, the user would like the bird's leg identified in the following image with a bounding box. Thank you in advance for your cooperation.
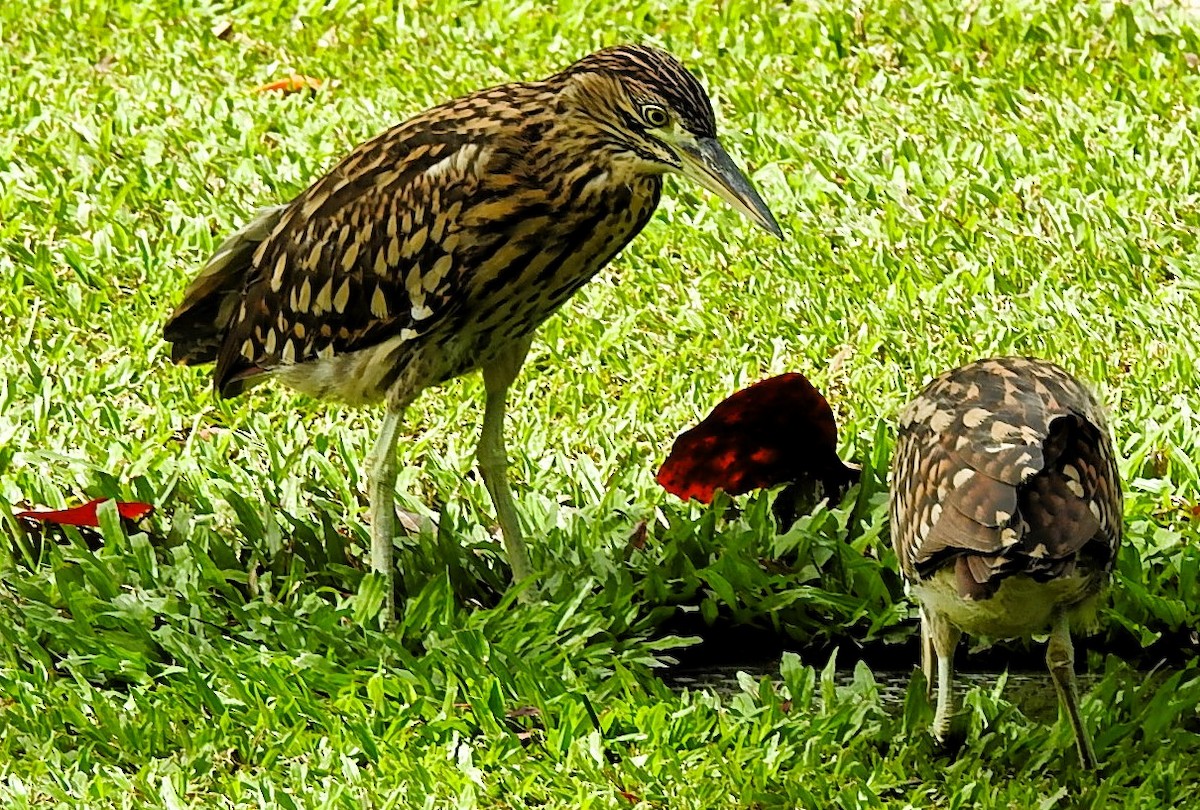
[367,405,405,629]
[1047,610,1098,770]
[927,611,962,744]
[478,336,535,597]
[920,607,936,700]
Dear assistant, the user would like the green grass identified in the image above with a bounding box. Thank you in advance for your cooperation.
[3,0,1200,805]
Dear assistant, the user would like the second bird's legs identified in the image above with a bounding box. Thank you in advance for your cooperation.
[479,335,535,597]
[925,610,962,743]
[1047,610,1098,770]
[921,608,936,700]
[367,404,407,628]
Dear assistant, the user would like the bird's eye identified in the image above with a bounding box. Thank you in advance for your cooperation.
[641,104,670,128]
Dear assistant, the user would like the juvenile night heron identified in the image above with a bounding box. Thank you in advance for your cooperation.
[163,45,781,625]
[889,357,1123,768]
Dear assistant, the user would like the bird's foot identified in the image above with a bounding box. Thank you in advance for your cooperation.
[932,713,968,755]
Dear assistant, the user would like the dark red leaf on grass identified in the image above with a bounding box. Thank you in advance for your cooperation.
[16,498,154,527]
[657,373,851,504]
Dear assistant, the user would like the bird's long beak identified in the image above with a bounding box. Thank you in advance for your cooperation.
[677,137,783,238]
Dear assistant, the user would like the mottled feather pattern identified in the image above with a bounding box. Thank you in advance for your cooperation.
[890,357,1122,599]
[213,123,488,391]
[162,204,288,365]
[163,46,712,402]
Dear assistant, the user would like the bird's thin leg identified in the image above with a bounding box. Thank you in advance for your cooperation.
[920,607,936,700]
[478,336,535,596]
[367,405,405,628]
[1047,610,1098,770]
[927,611,962,743]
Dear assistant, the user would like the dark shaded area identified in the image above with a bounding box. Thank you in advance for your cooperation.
[659,610,1200,681]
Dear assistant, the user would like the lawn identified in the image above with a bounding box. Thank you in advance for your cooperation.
[3,0,1200,806]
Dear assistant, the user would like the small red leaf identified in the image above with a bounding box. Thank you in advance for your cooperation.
[657,373,847,504]
[16,498,154,528]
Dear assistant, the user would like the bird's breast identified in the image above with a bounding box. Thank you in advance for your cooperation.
[439,174,662,362]
[913,566,1106,640]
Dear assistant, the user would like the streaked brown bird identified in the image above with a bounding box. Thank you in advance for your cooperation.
[163,45,781,625]
[889,357,1123,768]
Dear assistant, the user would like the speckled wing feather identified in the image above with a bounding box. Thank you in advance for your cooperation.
[889,357,1122,599]
[171,84,554,387]
[165,66,667,402]
[209,105,523,396]
[163,203,288,365]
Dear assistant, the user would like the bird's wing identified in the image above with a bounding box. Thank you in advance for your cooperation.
[207,108,532,396]
[891,358,1121,594]
[164,204,289,365]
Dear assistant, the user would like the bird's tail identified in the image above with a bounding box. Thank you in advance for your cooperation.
[163,204,288,365]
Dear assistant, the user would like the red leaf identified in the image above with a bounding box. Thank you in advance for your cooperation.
[657,373,847,504]
[16,498,154,528]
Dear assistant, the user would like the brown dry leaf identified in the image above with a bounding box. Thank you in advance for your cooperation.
[397,509,434,534]
[627,520,648,551]
[252,75,325,94]
[827,343,854,375]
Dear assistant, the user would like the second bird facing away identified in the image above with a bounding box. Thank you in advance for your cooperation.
[654,359,1123,768]
[890,357,1123,769]
[163,45,781,624]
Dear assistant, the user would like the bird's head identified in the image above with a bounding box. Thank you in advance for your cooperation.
[558,44,782,238]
